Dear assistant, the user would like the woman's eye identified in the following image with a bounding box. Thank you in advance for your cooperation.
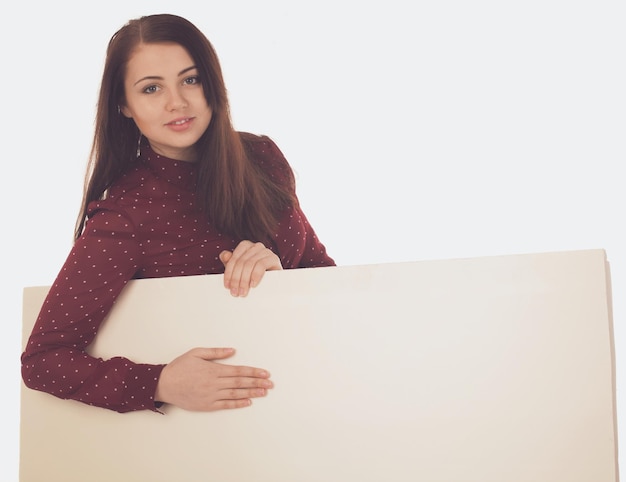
[184,76,200,85]
[142,85,159,94]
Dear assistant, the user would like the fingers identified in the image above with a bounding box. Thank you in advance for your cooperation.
[215,361,272,382]
[191,347,271,379]
[221,241,283,297]
[211,389,272,410]
[218,250,233,265]
[217,381,273,400]
[190,346,236,362]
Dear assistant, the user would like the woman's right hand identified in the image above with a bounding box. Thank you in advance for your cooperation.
[154,347,273,411]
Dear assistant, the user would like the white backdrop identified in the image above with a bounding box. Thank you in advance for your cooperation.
[1,1,624,480]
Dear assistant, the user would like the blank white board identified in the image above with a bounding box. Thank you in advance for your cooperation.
[20,249,618,481]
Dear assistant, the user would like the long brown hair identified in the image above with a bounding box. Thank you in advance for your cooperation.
[75,13,296,242]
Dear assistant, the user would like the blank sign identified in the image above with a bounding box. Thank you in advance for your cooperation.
[20,249,618,481]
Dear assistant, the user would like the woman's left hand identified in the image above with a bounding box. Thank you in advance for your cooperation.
[219,241,283,297]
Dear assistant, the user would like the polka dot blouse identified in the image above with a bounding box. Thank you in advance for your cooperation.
[21,134,335,413]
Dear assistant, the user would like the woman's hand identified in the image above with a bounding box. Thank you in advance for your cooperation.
[154,347,273,411]
[219,240,283,297]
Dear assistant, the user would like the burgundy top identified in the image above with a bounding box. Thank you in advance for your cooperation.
[21,134,334,413]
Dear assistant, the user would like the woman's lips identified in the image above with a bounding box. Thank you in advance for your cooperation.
[166,117,194,131]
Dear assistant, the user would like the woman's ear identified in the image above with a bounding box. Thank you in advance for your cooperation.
[119,105,133,118]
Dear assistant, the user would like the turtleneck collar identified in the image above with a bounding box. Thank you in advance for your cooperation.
[138,141,198,191]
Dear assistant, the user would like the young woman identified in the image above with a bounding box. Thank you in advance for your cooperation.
[21,14,335,414]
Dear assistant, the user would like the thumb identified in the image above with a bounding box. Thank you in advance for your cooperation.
[189,347,236,362]
[219,250,233,266]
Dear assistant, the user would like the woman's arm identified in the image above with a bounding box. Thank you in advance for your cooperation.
[245,135,336,269]
[20,207,165,413]
[22,206,275,413]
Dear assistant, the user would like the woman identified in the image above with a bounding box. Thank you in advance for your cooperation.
[21,14,334,414]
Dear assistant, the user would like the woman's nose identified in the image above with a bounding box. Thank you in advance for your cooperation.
[166,89,188,111]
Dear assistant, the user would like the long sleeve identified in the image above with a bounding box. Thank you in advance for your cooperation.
[21,206,165,413]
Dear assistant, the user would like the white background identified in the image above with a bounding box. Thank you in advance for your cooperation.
[1,1,624,480]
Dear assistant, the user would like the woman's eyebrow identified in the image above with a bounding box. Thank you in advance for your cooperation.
[178,65,197,76]
[133,65,198,86]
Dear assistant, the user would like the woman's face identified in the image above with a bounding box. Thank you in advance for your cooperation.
[121,42,212,161]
